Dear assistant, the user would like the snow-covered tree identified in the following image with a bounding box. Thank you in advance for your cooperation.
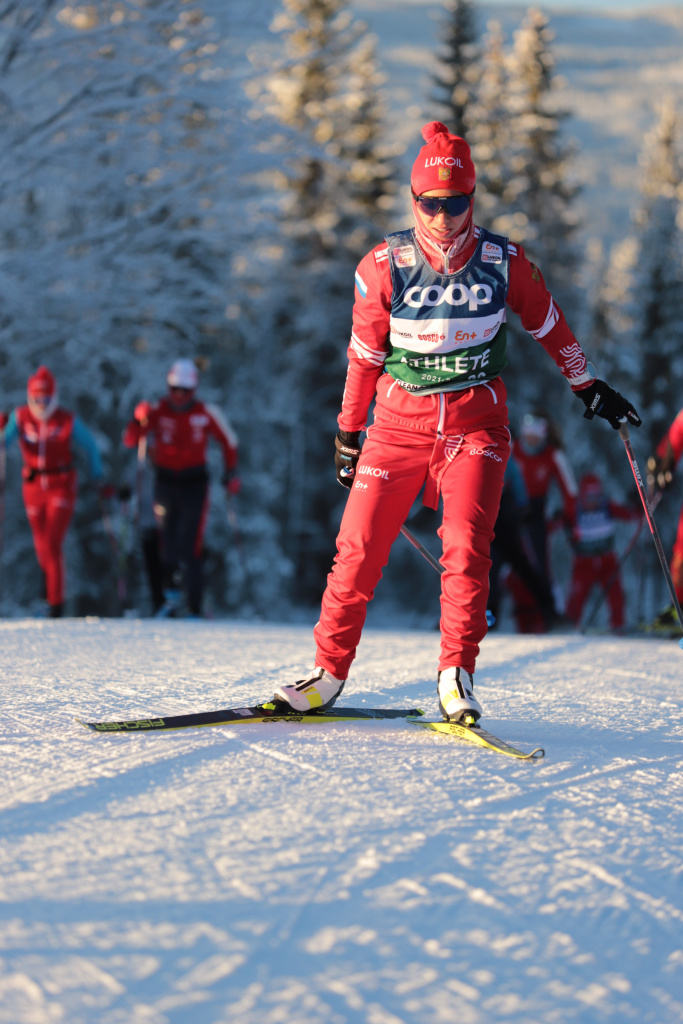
[431,0,479,138]
[466,19,510,230]
[483,9,582,423]
[0,0,286,615]
[631,97,683,449]
[248,0,396,603]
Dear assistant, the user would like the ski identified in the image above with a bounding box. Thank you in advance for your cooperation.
[77,704,425,734]
[408,718,545,760]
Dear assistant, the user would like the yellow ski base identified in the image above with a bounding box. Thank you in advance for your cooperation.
[409,719,545,760]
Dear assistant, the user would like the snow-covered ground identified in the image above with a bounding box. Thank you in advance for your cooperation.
[1,618,682,1023]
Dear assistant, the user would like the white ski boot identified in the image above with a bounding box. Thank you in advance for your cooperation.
[273,667,345,713]
[437,667,482,724]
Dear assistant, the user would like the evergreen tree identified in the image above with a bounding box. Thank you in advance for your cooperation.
[431,0,479,138]
[251,0,396,603]
[488,9,581,423]
[467,20,510,231]
[631,96,683,450]
[0,0,274,615]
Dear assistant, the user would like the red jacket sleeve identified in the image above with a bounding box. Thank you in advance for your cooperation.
[507,243,594,391]
[656,408,683,464]
[338,243,392,432]
[122,405,159,448]
[205,404,239,471]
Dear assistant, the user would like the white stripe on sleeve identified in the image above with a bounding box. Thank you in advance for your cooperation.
[350,332,386,366]
[530,298,559,340]
[206,404,238,448]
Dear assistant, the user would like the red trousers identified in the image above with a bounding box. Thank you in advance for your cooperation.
[566,551,624,629]
[22,476,76,607]
[315,376,510,677]
[671,504,683,603]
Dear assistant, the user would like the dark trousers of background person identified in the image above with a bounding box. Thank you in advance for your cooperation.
[154,469,209,616]
[488,494,557,628]
[141,527,164,613]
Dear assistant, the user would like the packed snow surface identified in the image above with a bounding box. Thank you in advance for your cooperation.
[1,619,682,1023]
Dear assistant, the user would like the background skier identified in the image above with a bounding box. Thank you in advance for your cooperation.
[565,472,638,631]
[647,406,683,633]
[123,359,239,618]
[271,121,641,724]
[512,410,577,617]
[2,366,104,617]
[488,453,560,631]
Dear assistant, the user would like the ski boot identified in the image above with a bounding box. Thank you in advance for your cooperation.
[649,605,683,637]
[438,667,482,724]
[273,667,345,713]
[155,588,182,619]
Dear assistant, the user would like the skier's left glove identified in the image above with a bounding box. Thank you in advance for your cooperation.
[334,431,362,488]
[576,379,642,430]
[222,469,241,496]
[0,411,8,431]
[98,482,117,501]
[647,450,675,492]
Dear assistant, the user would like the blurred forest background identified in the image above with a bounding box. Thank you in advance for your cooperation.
[1,0,682,626]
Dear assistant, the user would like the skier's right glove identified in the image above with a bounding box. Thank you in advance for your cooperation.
[647,449,675,492]
[134,400,151,425]
[334,430,362,488]
[576,379,642,430]
[0,411,8,431]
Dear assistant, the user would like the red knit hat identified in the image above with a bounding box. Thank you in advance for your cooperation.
[411,121,476,195]
[27,366,56,398]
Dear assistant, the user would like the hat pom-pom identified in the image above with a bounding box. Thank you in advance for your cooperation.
[422,121,449,143]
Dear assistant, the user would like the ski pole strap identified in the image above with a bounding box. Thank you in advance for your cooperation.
[619,424,683,634]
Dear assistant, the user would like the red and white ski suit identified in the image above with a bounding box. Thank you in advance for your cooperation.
[6,406,103,607]
[656,407,683,602]
[314,223,593,677]
[565,501,637,629]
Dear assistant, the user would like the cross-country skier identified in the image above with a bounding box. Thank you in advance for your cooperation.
[565,473,638,631]
[2,366,104,617]
[122,359,239,618]
[488,453,560,630]
[272,122,641,723]
[647,407,683,633]
[512,410,577,578]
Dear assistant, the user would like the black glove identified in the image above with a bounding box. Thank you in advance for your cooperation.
[334,430,362,488]
[576,379,642,430]
[647,449,675,492]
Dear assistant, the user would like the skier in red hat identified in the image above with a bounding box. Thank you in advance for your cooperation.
[2,366,104,616]
[272,122,641,723]
[565,473,638,631]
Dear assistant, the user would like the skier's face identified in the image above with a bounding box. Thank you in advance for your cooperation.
[168,386,195,410]
[414,189,473,241]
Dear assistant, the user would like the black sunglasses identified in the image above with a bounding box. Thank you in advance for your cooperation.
[412,191,475,217]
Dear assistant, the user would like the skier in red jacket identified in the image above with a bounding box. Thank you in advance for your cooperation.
[647,407,683,632]
[123,359,239,617]
[2,366,104,616]
[272,122,641,723]
[565,473,638,631]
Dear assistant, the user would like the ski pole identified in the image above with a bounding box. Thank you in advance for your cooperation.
[400,524,444,574]
[134,433,147,533]
[98,491,127,605]
[226,493,250,583]
[619,423,683,648]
